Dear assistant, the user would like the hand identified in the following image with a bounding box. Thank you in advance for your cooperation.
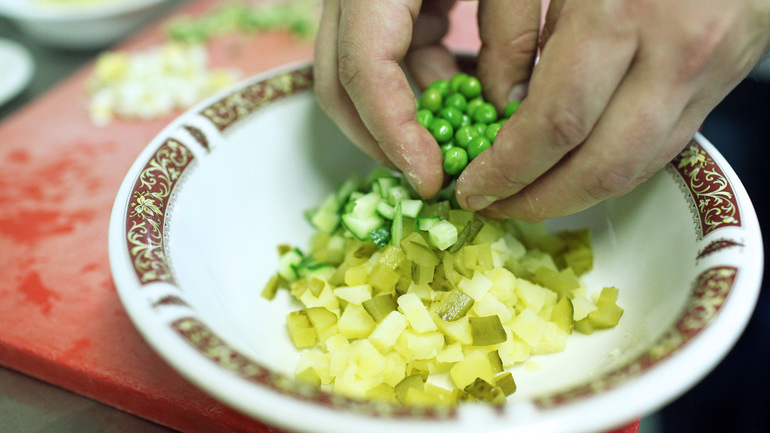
[314,0,542,198]
[456,0,770,220]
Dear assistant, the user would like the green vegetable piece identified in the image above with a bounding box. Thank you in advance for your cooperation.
[286,310,316,349]
[472,102,498,125]
[435,289,474,321]
[447,217,484,254]
[466,97,485,117]
[420,88,443,113]
[494,372,517,396]
[443,147,468,176]
[467,136,492,160]
[395,374,425,404]
[454,125,479,148]
[504,100,521,118]
[260,274,282,300]
[444,93,468,112]
[449,72,470,93]
[362,294,398,322]
[463,377,505,405]
[485,122,502,143]
[439,141,455,154]
[430,118,454,143]
[459,76,482,99]
[469,315,507,346]
[369,226,392,248]
[401,237,440,267]
[488,350,504,374]
[588,286,624,329]
[438,107,464,129]
[551,296,575,334]
[416,109,434,128]
[427,78,451,97]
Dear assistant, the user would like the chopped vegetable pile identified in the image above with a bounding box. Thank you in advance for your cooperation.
[263,169,623,408]
[416,74,521,176]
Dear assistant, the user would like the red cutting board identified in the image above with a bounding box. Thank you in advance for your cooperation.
[0,1,638,432]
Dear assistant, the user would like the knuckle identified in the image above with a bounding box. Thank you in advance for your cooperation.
[542,106,591,150]
[582,165,638,202]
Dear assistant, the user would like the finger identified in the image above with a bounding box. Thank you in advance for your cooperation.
[313,0,392,167]
[482,49,695,220]
[540,0,566,50]
[456,2,639,211]
[476,0,542,109]
[405,0,459,88]
[338,0,444,197]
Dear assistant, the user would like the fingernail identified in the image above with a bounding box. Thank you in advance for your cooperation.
[508,83,529,102]
[466,195,499,211]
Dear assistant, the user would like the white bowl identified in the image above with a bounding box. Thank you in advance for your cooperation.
[109,61,764,433]
[0,0,172,50]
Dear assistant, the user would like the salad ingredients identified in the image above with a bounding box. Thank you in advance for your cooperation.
[263,169,623,407]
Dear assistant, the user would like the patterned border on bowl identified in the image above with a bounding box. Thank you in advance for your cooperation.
[119,65,755,420]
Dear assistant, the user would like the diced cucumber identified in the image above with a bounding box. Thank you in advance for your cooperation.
[335,176,364,204]
[376,201,396,220]
[428,220,459,251]
[277,248,304,281]
[342,213,384,241]
[376,176,400,199]
[416,216,441,231]
[349,192,381,217]
[387,185,411,206]
[399,199,424,218]
[309,194,341,234]
[390,202,405,246]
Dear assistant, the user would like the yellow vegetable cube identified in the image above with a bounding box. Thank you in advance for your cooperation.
[515,278,556,314]
[382,351,407,387]
[450,350,494,389]
[436,341,464,364]
[398,293,438,333]
[286,310,317,349]
[472,293,513,324]
[296,350,332,385]
[299,285,340,313]
[533,322,569,354]
[369,310,408,352]
[338,304,377,339]
[395,329,445,360]
[458,271,494,301]
[432,312,473,345]
[571,295,598,321]
[333,284,373,305]
[510,308,547,347]
[344,264,370,286]
[350,339,386,380]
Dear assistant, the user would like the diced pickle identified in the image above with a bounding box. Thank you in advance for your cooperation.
[469,315,507,346]
[551,296,575,334]
[411,262,435,285]
[362,294,398,322]
[463,377,506,405]
[260,274,282,300]
[395,374,425,404]
[435,289,474,321]
[587,286,624,329]
[402,238,440,267]
[286,310,316,349]
[488,350,504,374]
[447,217,484,254]
[494,372,517,396]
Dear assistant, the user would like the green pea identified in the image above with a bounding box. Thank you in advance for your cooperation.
[449,73,470,93]
[439,141,455,154]
[420,88,443,113]
[459,76,482,99]
[472,102,498,124]
[428,79,451,98]
[443,147,468,175]
[460,114,471,127]
[416,109,434,128]
[485,122,502,143]
[454,125,479,148]
[444,93,468,112]
[471,123,487,137]
[466,97,485,118]
[467,137,491,160]
[504,100,521,118]
[438,107,463,129]
[430,118,454,143]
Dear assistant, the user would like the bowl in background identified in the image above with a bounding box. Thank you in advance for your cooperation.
[108,61,764,433]
[0,0,173,50]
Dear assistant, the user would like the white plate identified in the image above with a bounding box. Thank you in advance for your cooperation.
[0,38,34,107]
[109,61,764,433]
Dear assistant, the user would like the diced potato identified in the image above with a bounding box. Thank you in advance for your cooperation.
[398,293,438,333]
[296,350,332,385]
[333,284,373,305]
[382,351,407,387]
[472,293,513,324]
[533,322,569,354]
[397,329,445,360]
[368,263,401,294]
[458,271,494,301]
[338,304,377,339]
[436,341,464,364]
[431,312,473,345]
[299,285,340,313]
[369,310,408,352]
[497,334,532,366]
[509,309,547,347]
[484,267,518,306]
[450,350,494,389]
[350,339,386,379]
[515,278,556,314]
[395,374,425,404]
[405,382,455,407]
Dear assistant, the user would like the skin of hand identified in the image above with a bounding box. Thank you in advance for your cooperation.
[314,0,770,221]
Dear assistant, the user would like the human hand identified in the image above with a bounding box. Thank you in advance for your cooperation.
[313,0,543,198]
[456,0,770,220]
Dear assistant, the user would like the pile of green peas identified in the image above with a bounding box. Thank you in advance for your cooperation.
[416,73,520,176]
